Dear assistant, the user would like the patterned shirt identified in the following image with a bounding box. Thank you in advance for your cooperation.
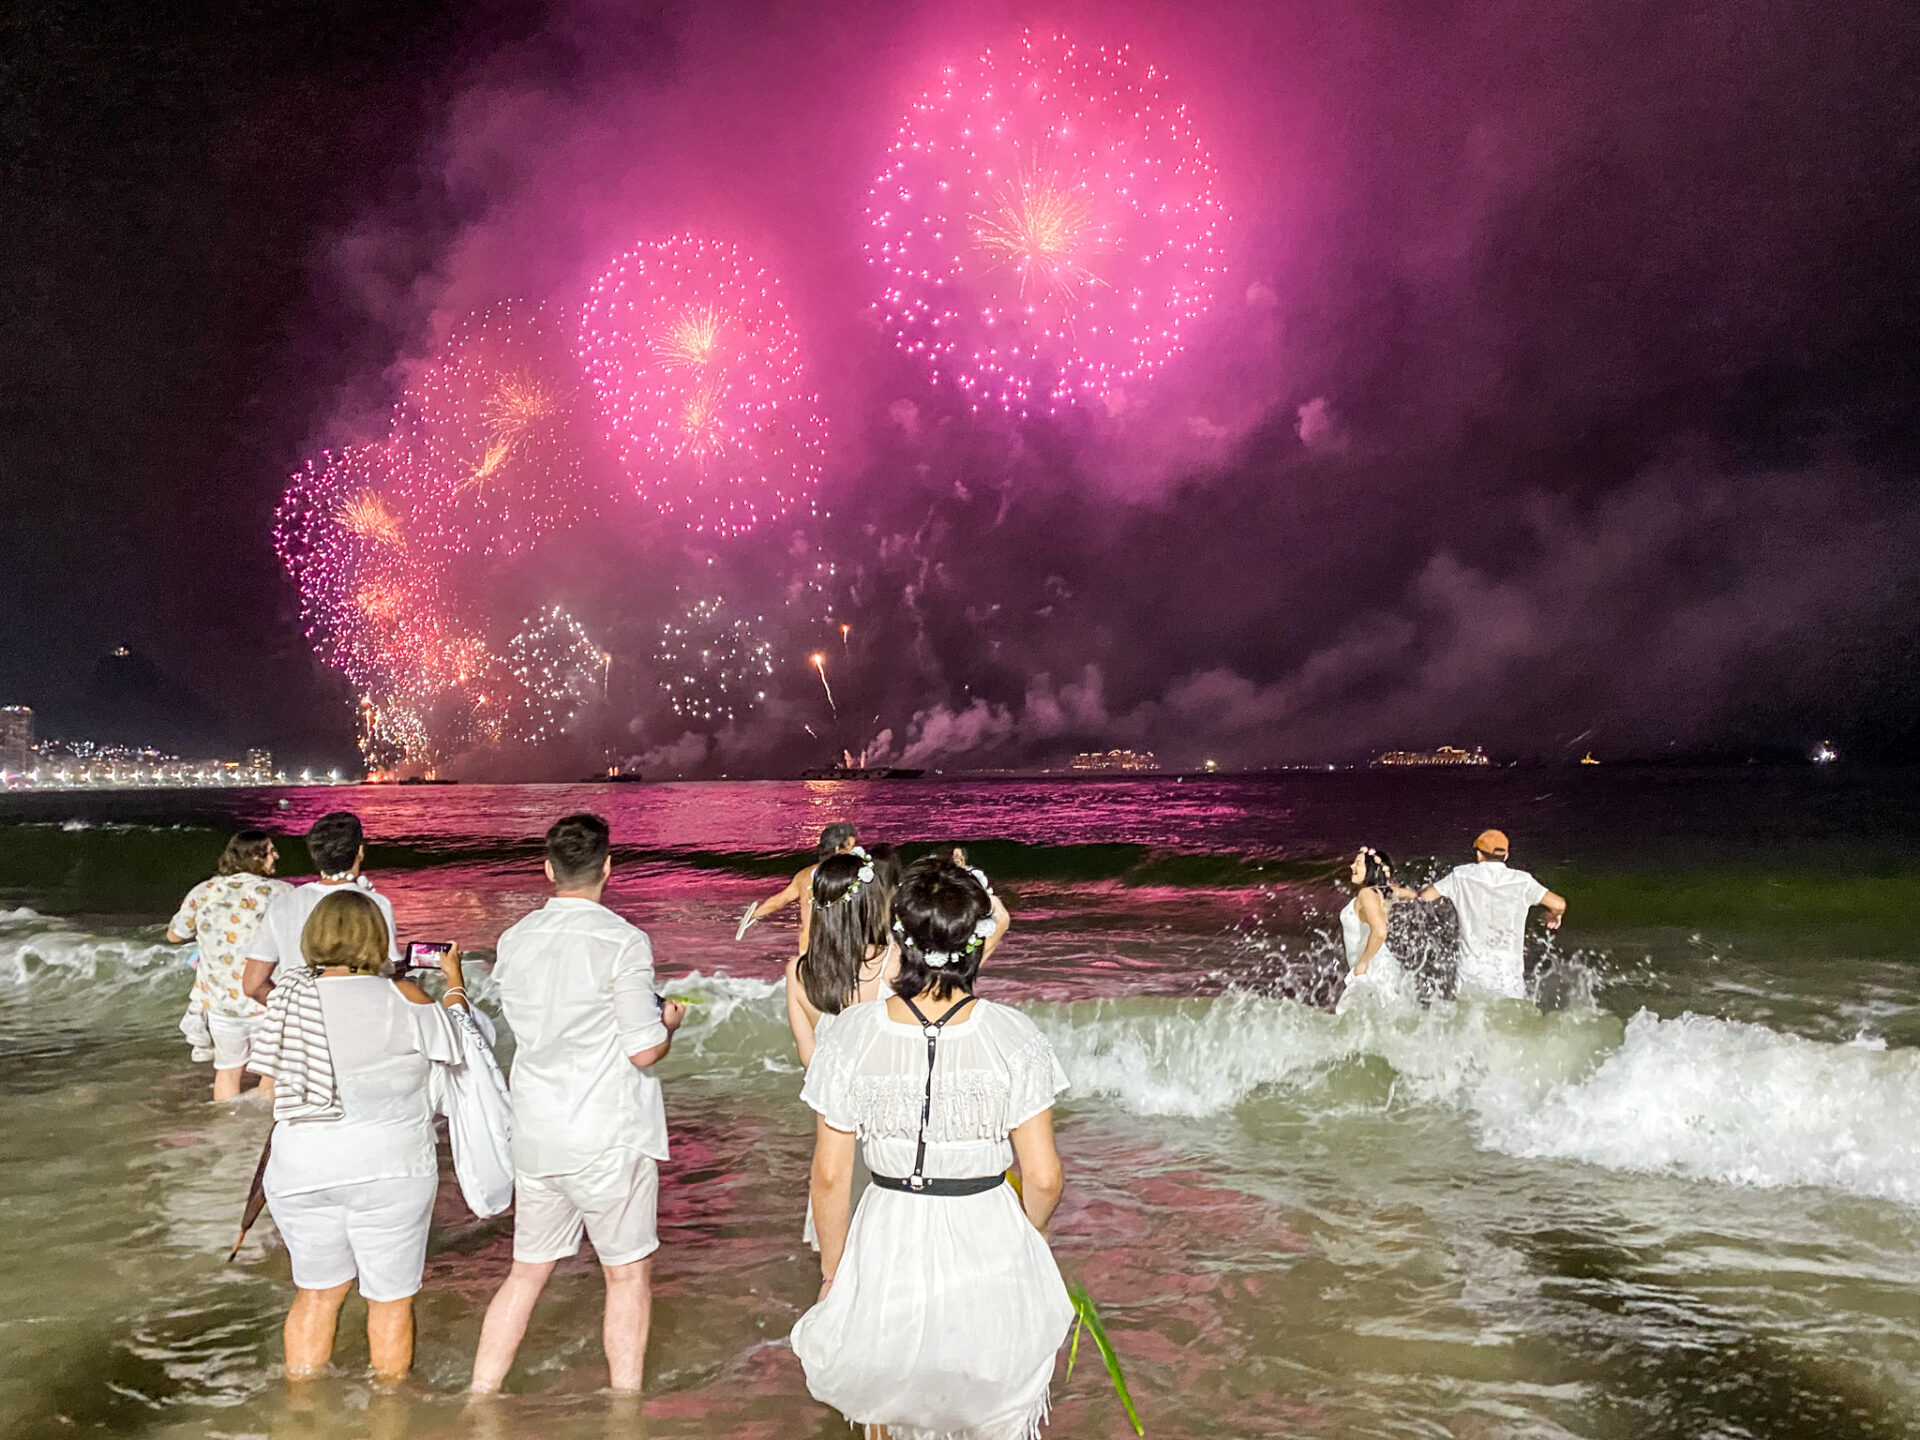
[171,873,292,1018]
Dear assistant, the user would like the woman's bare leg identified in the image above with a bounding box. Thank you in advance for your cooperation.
[212,1066,244,1101]
[366,1296,415,1380]
[284,1281,352,1377]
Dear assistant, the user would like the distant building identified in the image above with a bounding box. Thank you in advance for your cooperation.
[0,707,33,773]
[246,747,273,781]
[1372,745,1491,768]
[1072,748,1159,773]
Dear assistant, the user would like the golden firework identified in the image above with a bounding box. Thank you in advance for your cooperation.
[337,491,405,548]
[970,161,1105,305]
[654,304,725,371]
[467,374,558,492]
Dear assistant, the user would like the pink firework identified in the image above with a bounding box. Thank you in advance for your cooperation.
[869,31,1225,416]
[274,445,501,764]
[401,300,593,558]
[577,235,825,537]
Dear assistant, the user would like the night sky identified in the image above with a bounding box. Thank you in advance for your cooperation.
[4,0,1918,775]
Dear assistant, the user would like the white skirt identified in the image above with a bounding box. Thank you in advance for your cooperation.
[791,1181,1074,1440]
[1337,949,1418,1011]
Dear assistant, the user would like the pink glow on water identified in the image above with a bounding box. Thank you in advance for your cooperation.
[868,30,1227,418]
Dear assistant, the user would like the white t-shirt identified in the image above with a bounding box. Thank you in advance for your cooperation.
[246,878,402,979]
[492,897,671,1177]
[1432,861,1549,999]
[264,975,462,1197]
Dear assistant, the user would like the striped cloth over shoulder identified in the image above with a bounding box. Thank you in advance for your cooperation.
[248,965,342,1123]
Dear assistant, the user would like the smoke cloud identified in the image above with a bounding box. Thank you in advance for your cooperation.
[292,0,1919,773]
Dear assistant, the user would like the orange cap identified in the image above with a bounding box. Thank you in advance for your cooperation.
[1473,829,1510,855]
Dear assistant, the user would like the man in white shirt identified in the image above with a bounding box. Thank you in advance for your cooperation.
[241,811,401,1003]
[1418,829,1567,1001]
[470,812,686,1396]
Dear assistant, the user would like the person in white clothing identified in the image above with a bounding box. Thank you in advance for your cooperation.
[168,829,290,1099]
[1336,846,1418,1011]
[241,811,400,1005]
[736,821,859,954]
[257,888,472,1381]
[1417,829,1567,1000]
[792,856,1073,1440]
[470,812,686,1396]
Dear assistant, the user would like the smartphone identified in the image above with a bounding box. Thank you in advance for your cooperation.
[406,940,454,969]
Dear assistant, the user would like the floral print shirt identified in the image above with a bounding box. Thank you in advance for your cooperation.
[171,873,291,1018]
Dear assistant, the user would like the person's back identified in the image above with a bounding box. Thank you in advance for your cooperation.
[493,898,666,1176]
[1424,830,1563,1000]
[470,812,685,1397]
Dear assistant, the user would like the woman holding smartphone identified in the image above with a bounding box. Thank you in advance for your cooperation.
[255,890,471,1381]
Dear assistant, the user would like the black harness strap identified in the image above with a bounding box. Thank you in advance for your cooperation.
[900,992,976,1192]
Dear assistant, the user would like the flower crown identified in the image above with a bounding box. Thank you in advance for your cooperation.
[818,847,876,908]
[892,914,998,968]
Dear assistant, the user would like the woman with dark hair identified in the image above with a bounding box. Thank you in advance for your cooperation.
[168,829,290,1099]
[1337,846,1417,1011]
[784,851,896,1069]
[256,889,472,1382]
[791,856,1072,1440]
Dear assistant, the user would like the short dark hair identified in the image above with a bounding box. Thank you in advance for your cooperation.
[306,812,364,876]
[817,822,859,859]
[547,812,611,885]
[890,856,992,1002]
[217,829,276,877]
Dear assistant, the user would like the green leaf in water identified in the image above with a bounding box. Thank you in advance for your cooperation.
[1067,1281,1144,1436]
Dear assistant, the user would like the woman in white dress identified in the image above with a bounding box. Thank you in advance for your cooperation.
[1337,846,1418,1011]
[792,856,1072,1440]
[255,889,471,1381]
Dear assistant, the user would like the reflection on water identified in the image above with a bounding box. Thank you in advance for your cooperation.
[2,775,1919,1438]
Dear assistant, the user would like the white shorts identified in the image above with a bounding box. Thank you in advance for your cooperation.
[207,1014,260,1071]
[514,1150,659,1267]
[266,1175,439,1301]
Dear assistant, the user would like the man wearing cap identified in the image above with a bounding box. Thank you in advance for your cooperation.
[1418,830,1567,1001]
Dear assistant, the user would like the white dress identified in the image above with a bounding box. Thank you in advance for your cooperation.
[791,998,1075,1440]
[1337,894,1417,1010]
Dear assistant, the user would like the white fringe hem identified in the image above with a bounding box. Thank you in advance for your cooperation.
[850,1389,1051,1440]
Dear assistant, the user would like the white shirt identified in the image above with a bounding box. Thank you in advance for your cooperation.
[246,877,402,978]
[492,897,671,1176]
[264,976,462,1196]
[1432,860,1549,999]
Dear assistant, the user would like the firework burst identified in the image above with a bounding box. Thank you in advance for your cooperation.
[656,591,775,725]
[869,31,1225,416]
[507,605,608,743]
[578,235,825,537]
[403,300,593,556]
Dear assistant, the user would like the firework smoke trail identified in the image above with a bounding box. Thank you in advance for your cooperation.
[577,234,826,537]
[403,300,593,557]
[811,651,838,717]
[868,30,1225,417]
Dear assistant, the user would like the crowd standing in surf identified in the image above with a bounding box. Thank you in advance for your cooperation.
[165,808,1567,1434]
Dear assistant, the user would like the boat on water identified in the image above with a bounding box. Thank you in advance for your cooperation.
[799,765,926,780]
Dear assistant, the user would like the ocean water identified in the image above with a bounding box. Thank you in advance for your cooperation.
[2,770,1918,1440]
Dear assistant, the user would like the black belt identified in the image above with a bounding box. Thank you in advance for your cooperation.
[869,1172,1007,1197]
